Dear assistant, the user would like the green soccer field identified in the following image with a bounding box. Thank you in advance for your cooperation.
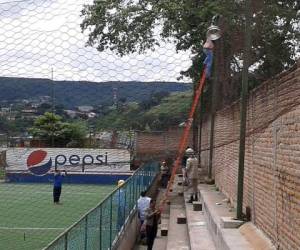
[0,183,115,250]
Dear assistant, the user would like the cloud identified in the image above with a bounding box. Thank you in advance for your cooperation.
[0,0,192,82]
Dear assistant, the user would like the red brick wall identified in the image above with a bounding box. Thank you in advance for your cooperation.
[200,61,300,249]
[135,128,193,161]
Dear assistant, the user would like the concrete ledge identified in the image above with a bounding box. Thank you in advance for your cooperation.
[178,191,184,196]
[177,214,187,224]
[160,217,169,236]
[167,204,189,250]
[184,191,216,250]
[192,201,202,211]
[161,226,168,236]
[221,217,244,229]
[239,223,276,250]
[199,184,275,250]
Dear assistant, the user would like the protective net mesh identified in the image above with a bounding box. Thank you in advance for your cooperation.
[0,1,188,249]
[0,0,191,81]
[0,0,299,249]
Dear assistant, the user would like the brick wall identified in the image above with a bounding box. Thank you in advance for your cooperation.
[200,61,300,249]
[135,128,193,161]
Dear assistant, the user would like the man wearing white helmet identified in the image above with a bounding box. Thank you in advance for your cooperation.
[186,148,199,203]
[182,146,192,186]
[117,179,126,230]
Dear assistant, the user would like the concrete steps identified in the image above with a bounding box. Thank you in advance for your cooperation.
[154,188,169,250]
[165,174,190,250]
[184,192,216,250]
[166,204,190,250]
[198,184,275,250]
[135,176,275,250]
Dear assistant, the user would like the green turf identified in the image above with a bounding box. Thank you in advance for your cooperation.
[0,183,114,250]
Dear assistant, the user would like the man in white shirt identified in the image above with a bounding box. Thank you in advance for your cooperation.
[138,191,151,224]
[137,191,151,240]
[186,148,199,203]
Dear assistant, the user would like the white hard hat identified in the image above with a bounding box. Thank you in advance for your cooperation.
[117,180,125,187]
[186,148,194,154]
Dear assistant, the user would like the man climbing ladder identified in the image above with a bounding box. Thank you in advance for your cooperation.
[159,36,216,211]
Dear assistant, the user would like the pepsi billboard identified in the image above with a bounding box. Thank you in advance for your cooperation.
[27,150,52,175]
[6,148,131,176]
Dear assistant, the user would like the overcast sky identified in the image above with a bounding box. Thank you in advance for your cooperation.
[0,0,192,82]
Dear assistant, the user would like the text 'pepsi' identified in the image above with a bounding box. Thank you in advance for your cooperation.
[54,153,108,167]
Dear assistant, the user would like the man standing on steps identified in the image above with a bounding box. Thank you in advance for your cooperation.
[182,146,192,186]
[137,191,151,241]
[160,160,169,188]
[145,199,160,250]
[186,148,199,203]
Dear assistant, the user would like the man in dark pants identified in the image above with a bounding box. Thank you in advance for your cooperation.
[160,161,169,188]
[145,199,160,250]
[53,170,66,204]
[137,191,151,242]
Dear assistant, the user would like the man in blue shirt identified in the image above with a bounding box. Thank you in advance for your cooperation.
[53,170,66,204]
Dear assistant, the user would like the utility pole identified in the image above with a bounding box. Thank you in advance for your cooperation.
[204,14,221,181]
[89,125,94,148]
[193,79,198,151]
[208,21,221,181]
[197,97,203,168]
[236,0,252,220]
[208,76,216,180]
[51,68,55,148]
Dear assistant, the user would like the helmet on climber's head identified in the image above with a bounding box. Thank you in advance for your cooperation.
[185,148,194,156]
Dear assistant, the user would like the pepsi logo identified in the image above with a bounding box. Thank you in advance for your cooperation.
[27,150,52,175]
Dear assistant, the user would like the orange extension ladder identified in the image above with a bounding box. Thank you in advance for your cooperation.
[160,68,207,210]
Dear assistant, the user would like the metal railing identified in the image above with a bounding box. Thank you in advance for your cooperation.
[44,161,159,250]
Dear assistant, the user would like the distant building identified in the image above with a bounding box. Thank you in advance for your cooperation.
[77,105,94,113]
[39,96,51,103]
[87,112,97,119]
[0,107,10,114]
[0,107,16,120]
[64,110,78,119]
[21,109,38,119]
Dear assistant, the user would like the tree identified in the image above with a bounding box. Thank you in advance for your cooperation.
[0,117,12,133]
[29,112,88,147]
[37,103,52,115]
[62,121,88,147]
[81,0,299,105]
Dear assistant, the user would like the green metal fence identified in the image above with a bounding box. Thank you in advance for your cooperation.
[44,161,160,250]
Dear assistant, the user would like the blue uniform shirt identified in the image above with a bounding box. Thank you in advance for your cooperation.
[54,174,64,188]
